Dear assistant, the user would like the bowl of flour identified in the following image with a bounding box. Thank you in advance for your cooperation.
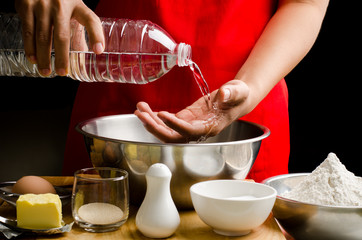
[264,153,362,240]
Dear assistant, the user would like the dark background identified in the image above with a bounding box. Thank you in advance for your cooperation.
[0,1,360,181]
[286,1,360,173]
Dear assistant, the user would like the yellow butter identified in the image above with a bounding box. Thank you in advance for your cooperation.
[16,193,62,229]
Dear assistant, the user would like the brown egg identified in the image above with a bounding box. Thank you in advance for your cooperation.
[12,176,56,194]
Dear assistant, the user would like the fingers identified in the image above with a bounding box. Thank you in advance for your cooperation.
[135,102,185,143]
[135,102,216,142]
[158,111,209,138]
[136,102,166,126]
[73,2,104,54]
[35,2,53,76]
[18,5,37,64]
[134,80,251,143]
[53,10,71,76]
[53,28,69,75]
[136,110,184,143]
[15,0,104,77]
[53,2,103,75]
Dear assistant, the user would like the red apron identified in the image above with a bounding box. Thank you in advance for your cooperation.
[63,0,289,182]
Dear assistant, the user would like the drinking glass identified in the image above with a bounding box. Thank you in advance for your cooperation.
[72,167,129,232]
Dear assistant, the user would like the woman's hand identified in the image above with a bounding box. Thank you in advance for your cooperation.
[135,0,329,143]
[14,0,104,76]
[134,80,252,143]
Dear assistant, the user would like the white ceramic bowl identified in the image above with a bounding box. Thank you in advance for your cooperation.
[190,180,277,236]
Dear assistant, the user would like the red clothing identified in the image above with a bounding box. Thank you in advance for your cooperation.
[63,0,289,182]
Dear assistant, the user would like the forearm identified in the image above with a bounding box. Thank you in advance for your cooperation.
[236,0,329,112]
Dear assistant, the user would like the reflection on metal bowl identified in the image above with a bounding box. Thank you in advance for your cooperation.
[76,114,269,209]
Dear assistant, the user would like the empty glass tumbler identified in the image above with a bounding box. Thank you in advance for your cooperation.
[0,13,191,83]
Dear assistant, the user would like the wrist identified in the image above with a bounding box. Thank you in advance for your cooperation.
[232,76,262,115]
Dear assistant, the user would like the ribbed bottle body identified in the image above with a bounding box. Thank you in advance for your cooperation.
[0,14,190,83]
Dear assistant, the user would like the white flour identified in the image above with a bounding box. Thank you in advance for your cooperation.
[282,153,362,206]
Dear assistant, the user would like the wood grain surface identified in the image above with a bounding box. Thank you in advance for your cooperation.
[0,177,286,240]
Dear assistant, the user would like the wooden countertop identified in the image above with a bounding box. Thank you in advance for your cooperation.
[0,177,286,240]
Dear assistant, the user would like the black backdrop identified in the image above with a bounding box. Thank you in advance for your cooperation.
[286,1,361,174]
[1,1,361,177]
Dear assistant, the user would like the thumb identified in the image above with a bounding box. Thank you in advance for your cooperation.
[73,3,105,54]
[217,80,250,110]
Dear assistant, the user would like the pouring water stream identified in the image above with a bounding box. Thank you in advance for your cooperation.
[187,60,222,142]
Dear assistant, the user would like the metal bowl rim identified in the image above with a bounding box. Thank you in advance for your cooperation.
[263,173,362,209]
[75,114,270,146]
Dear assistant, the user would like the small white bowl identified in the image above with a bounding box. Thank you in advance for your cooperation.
[190,180,276,236]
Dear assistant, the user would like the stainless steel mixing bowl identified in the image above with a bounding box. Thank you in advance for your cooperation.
[76,114,270,209]
[264,173,362,240]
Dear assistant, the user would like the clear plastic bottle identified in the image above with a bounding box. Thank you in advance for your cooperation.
[0,13,191,84]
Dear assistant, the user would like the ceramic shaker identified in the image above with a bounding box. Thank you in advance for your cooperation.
[136,163,180,238]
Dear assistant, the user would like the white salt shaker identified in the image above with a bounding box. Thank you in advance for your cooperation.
[136,163,180,238]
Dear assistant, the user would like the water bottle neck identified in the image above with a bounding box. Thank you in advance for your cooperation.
[176,43,192,67]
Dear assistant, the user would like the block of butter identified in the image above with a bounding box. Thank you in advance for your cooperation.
[16,193,62,229]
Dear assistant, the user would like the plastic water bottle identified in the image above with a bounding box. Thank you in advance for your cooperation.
[0,13,191,84]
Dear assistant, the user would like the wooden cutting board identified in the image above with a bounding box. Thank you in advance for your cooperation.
[0,177,286,240]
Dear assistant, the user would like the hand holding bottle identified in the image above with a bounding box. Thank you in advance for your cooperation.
[134,80,252,143]
[14,0,104,76]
